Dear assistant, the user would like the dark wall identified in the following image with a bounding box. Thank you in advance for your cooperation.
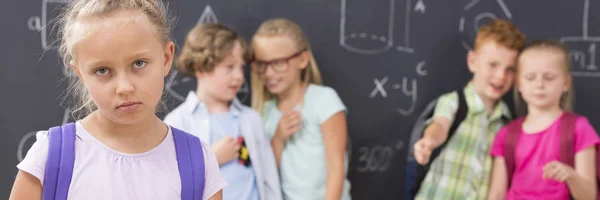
[2,0,599,199]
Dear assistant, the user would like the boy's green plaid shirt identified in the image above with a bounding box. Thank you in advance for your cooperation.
[416,82,512,200]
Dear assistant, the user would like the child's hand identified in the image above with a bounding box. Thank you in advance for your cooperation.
[212,136,241,165]
[543,161,576,182]
[274,111,302,142]
[414,138,436,165]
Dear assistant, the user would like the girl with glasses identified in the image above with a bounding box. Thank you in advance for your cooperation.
[250,18,352,200]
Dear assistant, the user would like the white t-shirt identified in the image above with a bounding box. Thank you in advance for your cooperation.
[17,121,226,200]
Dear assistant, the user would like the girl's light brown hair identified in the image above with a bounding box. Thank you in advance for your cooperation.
[250,18,323,113]
[513,40,574,116]
[56,0,174,119]
[176,23,251,77]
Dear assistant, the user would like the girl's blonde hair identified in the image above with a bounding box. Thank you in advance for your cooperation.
[250,18,322,113]
[176,23,250,77]
[56,0,174,119]
[514,40,574,116]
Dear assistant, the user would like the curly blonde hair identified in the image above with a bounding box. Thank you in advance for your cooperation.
[176,23,250,77]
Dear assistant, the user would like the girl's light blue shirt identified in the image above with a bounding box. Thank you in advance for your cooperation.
[262,84,352,200]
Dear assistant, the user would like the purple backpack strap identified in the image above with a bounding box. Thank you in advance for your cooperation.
[171,126,205,200]
[504,117,524,190]
[42,123,76,200]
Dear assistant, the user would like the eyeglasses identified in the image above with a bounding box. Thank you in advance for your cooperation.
[251,49,305,74]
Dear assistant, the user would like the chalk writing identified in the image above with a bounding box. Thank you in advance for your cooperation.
[562,41,600,77]
[370,77,389,98]
[166,5,220,101]
[560,0,600,77]
[474,13,497,33]
[28,16,41,32]
[17,131,37,162]
[584,0,590,38]
[570,43,597,71]
[370,76,418,116]
[416,61,427,76]
[414,0,426,14]
[197,5,218,25]
[18,108,73,162]
[28,0,72,50]
[496,0,512,19]
[369,62,427,116]
[459,0,512,50]
[355,140,405,173]
[397,77,417,116]
[463,0,481,11]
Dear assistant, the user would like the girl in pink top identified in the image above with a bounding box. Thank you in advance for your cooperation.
[488,40,598,200]
[9,0,225,199]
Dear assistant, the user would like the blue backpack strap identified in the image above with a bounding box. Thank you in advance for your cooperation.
[42,123,76,200]
[171,126,205,200]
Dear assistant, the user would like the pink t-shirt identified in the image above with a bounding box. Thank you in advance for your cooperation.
[490,114,600,200]
[17,121,227,200]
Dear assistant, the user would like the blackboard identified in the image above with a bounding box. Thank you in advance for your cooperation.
[2,0,600,199]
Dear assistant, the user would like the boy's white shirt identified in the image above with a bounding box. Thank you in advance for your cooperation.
[164,91,283,200]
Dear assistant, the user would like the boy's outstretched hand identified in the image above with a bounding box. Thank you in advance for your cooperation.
[414,138,437,165]
[543,161,576,182]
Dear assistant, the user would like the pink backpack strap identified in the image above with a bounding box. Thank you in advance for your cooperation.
[504,117,524,189]
[560,112,600,200]
[557,112,579,200]
[558,112,577,167]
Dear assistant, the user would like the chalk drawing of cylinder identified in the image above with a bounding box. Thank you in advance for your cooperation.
[41,0,71,50]
[340,0,412,54]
